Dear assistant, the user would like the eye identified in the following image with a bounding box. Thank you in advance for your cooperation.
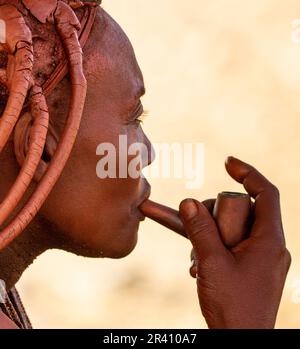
[127,101,149,126]
[135,110,149,125]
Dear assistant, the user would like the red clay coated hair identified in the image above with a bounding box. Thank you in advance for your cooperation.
[0,0,100,250]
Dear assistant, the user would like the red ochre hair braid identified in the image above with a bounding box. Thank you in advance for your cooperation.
[0,0,101,250]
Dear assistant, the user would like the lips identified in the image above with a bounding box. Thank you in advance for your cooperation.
[141,187,151,205]
[135,182,151,221]
[137,180,151,207]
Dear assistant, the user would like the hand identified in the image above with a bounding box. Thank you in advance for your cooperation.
[179,157,291,329]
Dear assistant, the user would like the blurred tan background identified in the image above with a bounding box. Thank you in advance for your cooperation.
[17,0,300,328]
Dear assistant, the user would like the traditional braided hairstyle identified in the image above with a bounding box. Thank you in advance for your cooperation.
[0,0,101,251]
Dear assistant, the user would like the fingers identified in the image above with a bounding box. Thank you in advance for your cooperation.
[180,199,227,263]
[189,199,215,279]
[190,199,216,279]
[202,199,216,214]
[225,156,283,241]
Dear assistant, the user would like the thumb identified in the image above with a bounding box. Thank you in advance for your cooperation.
[179,199,227,262]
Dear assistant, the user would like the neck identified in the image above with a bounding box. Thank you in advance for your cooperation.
[0,218,53,291]
[0,152,59,291]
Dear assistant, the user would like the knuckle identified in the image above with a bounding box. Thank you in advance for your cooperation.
[268,183,280,198]
[188,215,202,227]
[188,219,212,237]
[259,233,283,248]
[272,244,290,264]
[188,228,211,244]
[273,241,287,257]
[285,249,292,269]
[259,236,286,258]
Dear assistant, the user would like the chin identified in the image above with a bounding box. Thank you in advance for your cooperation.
[105,235,138,259]
[100,210,143,259]
[104,219,140,259]
[70,219,140,259]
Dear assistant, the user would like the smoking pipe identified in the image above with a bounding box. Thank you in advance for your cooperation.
[140,192,252,248]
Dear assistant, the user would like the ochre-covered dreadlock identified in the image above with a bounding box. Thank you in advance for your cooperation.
[0,0,101,250]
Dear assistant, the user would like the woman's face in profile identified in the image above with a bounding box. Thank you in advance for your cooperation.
[37,8,153,259]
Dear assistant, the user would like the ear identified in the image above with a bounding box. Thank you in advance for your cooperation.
[14,111,59,181]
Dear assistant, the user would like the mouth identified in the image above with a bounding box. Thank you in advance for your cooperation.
[139,186,151,206]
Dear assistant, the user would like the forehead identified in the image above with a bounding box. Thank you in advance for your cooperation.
[84,8,145,105]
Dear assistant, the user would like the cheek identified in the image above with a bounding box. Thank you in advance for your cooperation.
[39,116,144,256]
[70,115,142,206]
[92,116,145,192]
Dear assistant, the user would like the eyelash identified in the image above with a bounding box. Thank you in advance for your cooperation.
[135,110,149,125]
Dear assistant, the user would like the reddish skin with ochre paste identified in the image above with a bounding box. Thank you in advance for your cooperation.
[0,2,291,329]
[0,4,152,265]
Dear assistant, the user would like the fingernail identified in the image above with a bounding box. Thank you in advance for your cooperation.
[180,199,198,220]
